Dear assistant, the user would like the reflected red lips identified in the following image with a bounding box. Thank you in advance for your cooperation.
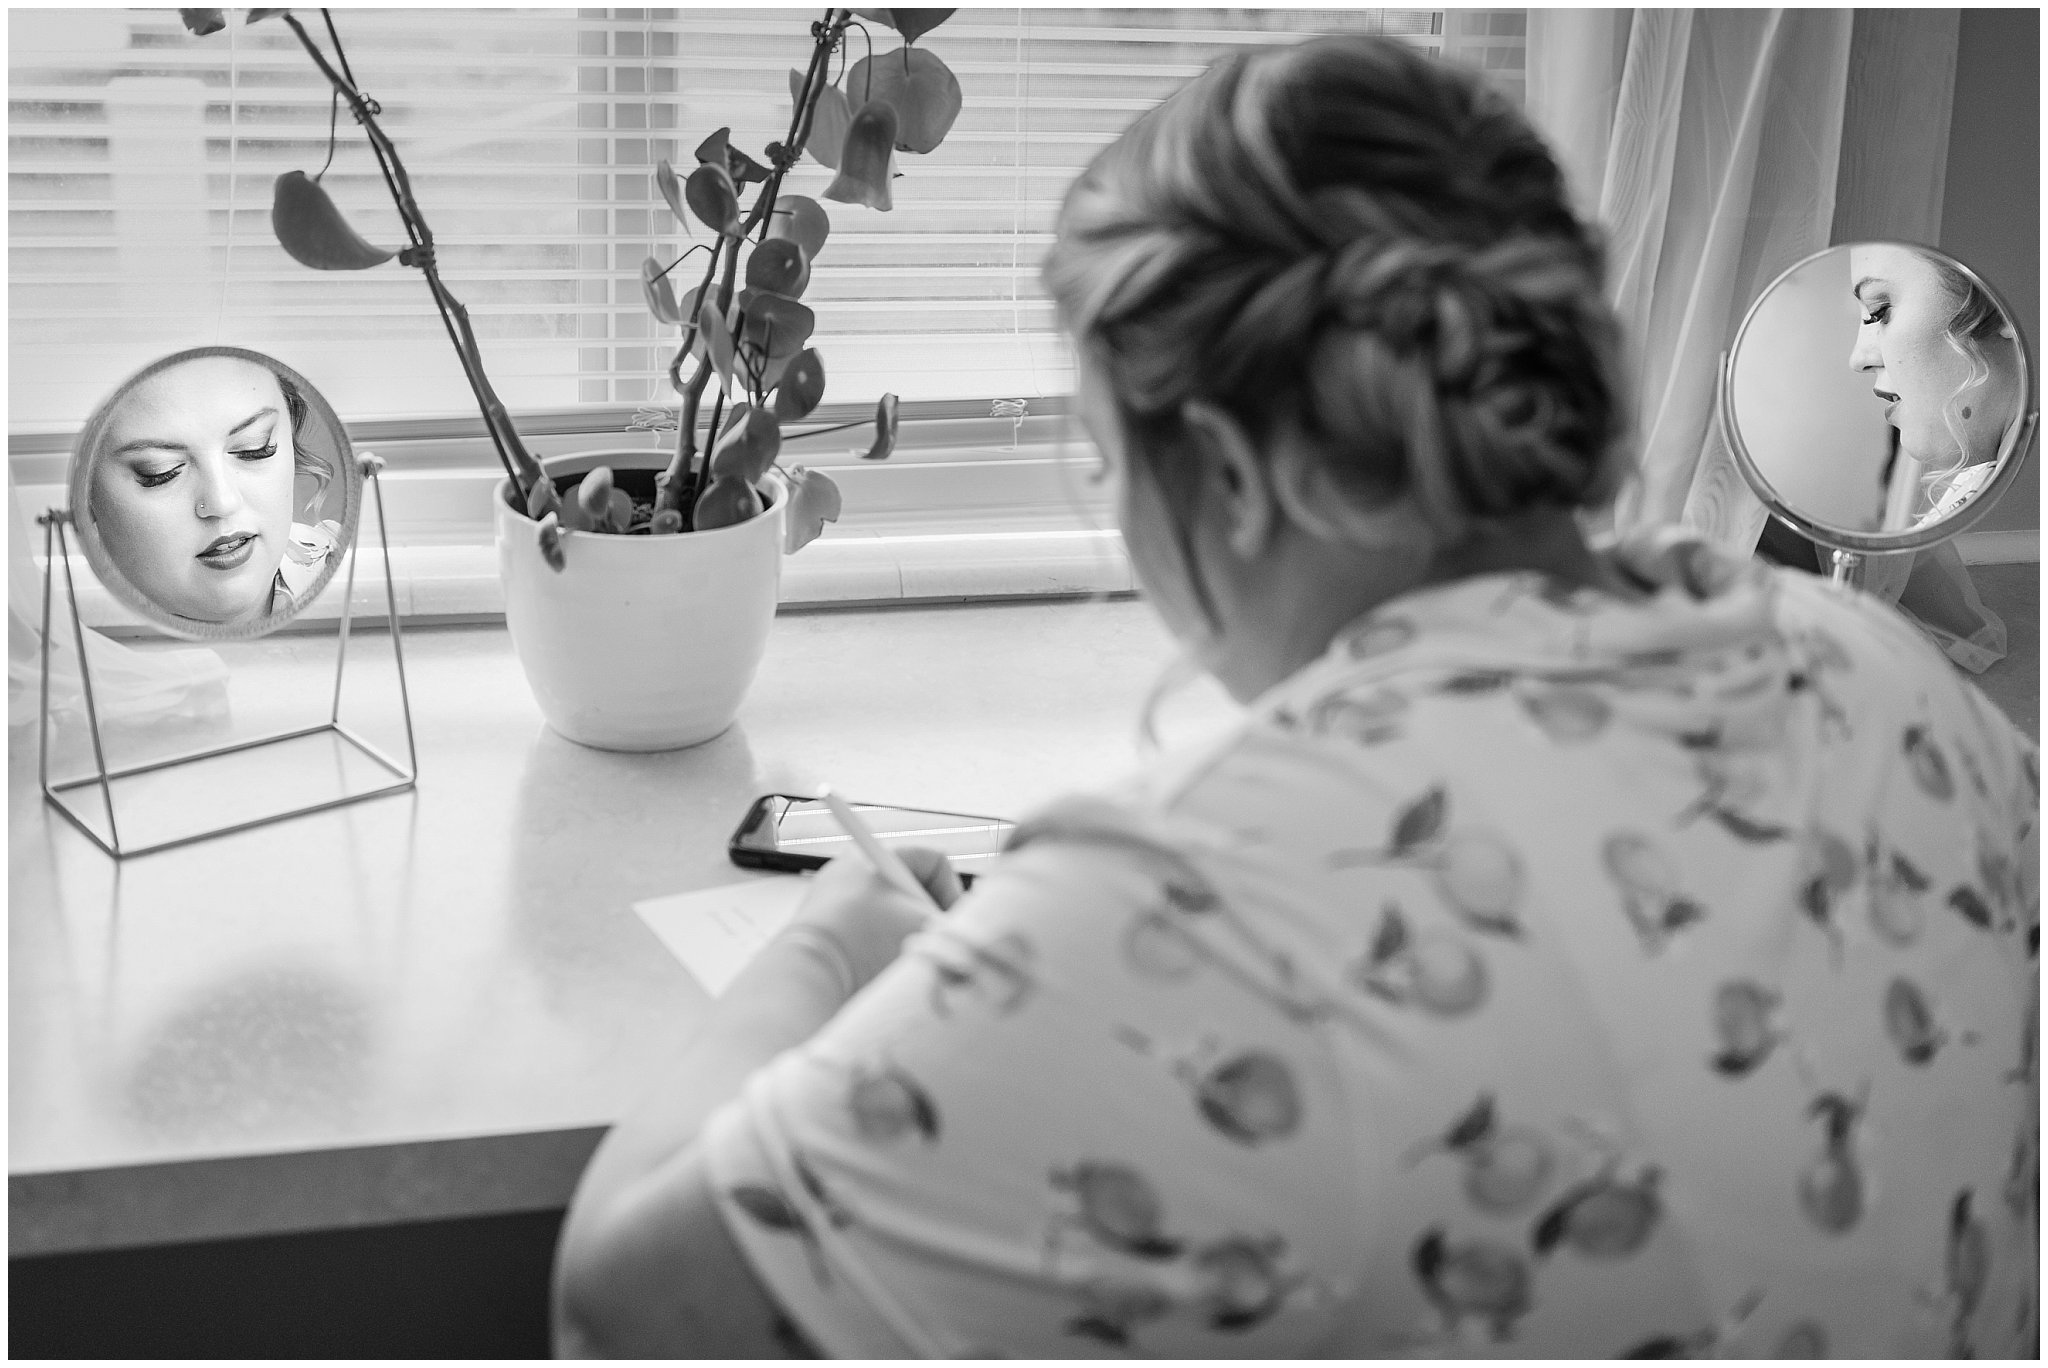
[197,531,257,569]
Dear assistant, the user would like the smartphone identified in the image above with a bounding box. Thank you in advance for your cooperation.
[729,793,1015,886]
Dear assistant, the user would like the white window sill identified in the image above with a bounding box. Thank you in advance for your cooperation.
[20,401,1133,636]
[35,523,2038,641]
[40,515,1135,638]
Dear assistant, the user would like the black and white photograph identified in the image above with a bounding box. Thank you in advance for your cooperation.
[8,6,2037,1358]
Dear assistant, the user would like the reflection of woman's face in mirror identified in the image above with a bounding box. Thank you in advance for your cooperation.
[89,356,306,625]
[1848,244,2020,471]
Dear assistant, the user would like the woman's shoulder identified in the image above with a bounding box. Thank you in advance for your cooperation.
[273,519,344,608]
[1921,462,1998,523]
[1005,552,2031,890]
[1770,565,2024,734]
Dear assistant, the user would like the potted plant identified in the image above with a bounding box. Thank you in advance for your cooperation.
[178,6,964,749]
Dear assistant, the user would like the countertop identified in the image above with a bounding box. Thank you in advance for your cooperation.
[15,572,2035,1257]
[10,598,1238,1256]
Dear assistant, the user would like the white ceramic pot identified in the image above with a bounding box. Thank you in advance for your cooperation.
[495,448,785,751]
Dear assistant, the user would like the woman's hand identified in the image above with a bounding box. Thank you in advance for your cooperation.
[556,844,966,1356]
[786,846,964,995]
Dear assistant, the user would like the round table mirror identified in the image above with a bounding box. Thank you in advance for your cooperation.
[1720,241,2037,581]
[67,347,362,641]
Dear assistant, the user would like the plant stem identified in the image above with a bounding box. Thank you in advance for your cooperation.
[282,11,544,501]
[663,238,729,517]
[654,7,848,522]
[781,415,871,441]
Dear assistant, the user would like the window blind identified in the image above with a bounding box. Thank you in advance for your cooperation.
[9,7,1525,437]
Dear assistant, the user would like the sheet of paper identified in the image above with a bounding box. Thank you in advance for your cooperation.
[633,877,809,996]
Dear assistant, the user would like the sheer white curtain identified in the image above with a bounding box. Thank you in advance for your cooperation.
[1528,11,2003,672]
[1526,9,1853,546]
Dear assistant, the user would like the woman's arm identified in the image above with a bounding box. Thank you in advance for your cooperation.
[552,851,960,1357]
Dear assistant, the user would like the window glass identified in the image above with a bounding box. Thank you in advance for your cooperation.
[9,8,1524,433]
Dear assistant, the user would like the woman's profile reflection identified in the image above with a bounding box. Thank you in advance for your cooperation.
[88,353,340,626]
[1849,243,2022,527]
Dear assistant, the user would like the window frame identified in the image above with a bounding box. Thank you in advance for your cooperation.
[12,8,1526,626]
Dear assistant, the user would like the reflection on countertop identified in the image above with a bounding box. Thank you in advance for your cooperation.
[14,572,2034,1256]
[10,597,1239,1255]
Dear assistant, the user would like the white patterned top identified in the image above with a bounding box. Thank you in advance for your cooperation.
[704,530,2038,1358]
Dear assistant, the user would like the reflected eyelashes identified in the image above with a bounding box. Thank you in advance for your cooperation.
[129,442,279,490]
[71,347,355,638]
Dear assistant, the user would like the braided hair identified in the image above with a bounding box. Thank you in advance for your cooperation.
[1045,36,1629,545]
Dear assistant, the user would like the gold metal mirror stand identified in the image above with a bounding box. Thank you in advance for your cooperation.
[38,454,417,858]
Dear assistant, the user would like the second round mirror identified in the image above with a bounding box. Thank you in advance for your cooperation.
[1723,241,2035,557]
[69,347,361,641]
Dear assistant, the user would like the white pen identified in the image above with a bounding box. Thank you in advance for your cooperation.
[817,786,943,916]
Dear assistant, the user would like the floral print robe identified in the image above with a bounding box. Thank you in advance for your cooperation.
[703,532,2038,1357]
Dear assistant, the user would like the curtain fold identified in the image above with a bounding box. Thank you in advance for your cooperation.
[1527,8,1854,546]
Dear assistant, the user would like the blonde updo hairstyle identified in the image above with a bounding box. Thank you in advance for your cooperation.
[1045,37,1629,560]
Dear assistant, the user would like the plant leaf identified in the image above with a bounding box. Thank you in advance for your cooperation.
[695,295,738,395]
[727,146,771,187]
[245,8,289,21]
[784,465,844,552]
[793,70,853,170]
[686,127,772,188]
[766,195,832,261]
[555,491,591,532]
[641,256,682,324]
[736,288,815,359]
[535,511,566,572]
[755,349,798,397]
[693,125,732,166]
[745,238,808,297]
[847,45,963,153]
[773,348,827,421]
[684,160,740,235]
[693,473,765,531]
[271,170,395,270]
[649,507,685,535]
[890,8,958,42]
[576,466,615,528]
[525,475,562,523]
[606,487,633,534]
[822,101,897,211]
[653,158,688,227]
[178,8,226,35]
[854,9,956,42]
[709,406,783,484]
[864,392,901,459]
